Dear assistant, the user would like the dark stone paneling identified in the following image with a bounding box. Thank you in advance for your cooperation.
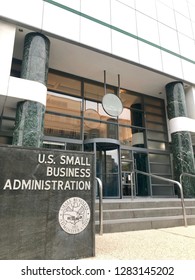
[0,145,95,259]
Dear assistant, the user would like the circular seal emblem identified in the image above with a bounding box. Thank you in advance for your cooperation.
[58,197,91,235]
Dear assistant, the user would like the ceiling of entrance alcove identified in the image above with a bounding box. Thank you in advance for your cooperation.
[13,27,191,99]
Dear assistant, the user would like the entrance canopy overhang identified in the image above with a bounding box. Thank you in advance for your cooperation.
[13,27,192,101]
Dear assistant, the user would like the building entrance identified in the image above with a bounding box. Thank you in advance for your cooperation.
[121,150,150,197]
[84,139,120,198]
[84,139,150,198]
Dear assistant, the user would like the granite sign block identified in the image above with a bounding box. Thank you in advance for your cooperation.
[0,145,95,259]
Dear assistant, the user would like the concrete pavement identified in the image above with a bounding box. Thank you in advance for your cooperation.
[89,225,195,259]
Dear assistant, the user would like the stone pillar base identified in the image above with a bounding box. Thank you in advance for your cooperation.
[12,101,45,147]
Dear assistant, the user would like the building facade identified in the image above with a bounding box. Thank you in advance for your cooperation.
[1,0,195,198]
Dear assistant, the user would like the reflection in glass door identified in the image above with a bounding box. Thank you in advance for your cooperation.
[96,148,119,197]
[133,151,150,196]
[121,150,135,197]
[84,142,120,198]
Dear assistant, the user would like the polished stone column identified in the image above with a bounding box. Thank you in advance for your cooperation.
[12,32,50,147]
[166,81,195,198]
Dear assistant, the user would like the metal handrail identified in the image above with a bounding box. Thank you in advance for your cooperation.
[180,172,195,186]
[95,177,103,235]
[130,171,135,200]
[135,170,187,227]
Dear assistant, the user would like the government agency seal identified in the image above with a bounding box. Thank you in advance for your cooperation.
[58,197,90,234]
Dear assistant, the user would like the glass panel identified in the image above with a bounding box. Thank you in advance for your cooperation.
[84,99,117,121]
[118,108,131,123]
[149,153,170,163]
[132,131,145,147]
[146,122,165,131]
[106,149,119,172]
[96,148,119,197]
[144,97,163,106]
[121,161,133,172]
[44,114,81,139]
[107,120,118,139]
[152,185,175,196]
[147,131,168,141]
[84,83,114,101]
[120,90,142,110]
[84,120,118,139]
[1,119,15,131]
[119,126,132,146]
[150,163,171,174]
[47,93,82,116]
[151,175,172,184]
[148,141,166,150]
[47,73,81,97]
[121,150,133,160]
[122,171,134,196]
[101,174,119,197]
[146,114,164,123]
[43,141,65,150]
[0,136,12,145]
[84,123,101,139]
[66,143,82,151]
[134,152,149,196]
[145,105,163,115]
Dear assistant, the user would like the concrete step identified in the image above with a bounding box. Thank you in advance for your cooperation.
[95,206,195,220]
[95,215,195,233]
[95,198,195,233]
[95,198,195,210]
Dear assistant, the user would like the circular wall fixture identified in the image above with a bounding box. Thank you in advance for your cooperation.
[102,93,123,117]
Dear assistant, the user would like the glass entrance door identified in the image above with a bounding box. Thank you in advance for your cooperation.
[84,141,120,198]
[121,150,135,197]
[96,147,119,197]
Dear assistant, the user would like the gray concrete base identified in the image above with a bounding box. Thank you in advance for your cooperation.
[95,198,195,233]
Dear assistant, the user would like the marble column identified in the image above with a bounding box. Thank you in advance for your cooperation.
[12,32,50,147]
[166,81,195,198]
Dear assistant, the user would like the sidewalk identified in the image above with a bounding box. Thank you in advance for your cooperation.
[90,226,195,260]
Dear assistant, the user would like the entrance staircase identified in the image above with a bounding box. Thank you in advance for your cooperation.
[95,198,195,233]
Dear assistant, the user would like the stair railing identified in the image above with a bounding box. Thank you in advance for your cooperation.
[96,177,103,235]
[130,171,135,200]
[135,170,187,227]
[180,172,195,189]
